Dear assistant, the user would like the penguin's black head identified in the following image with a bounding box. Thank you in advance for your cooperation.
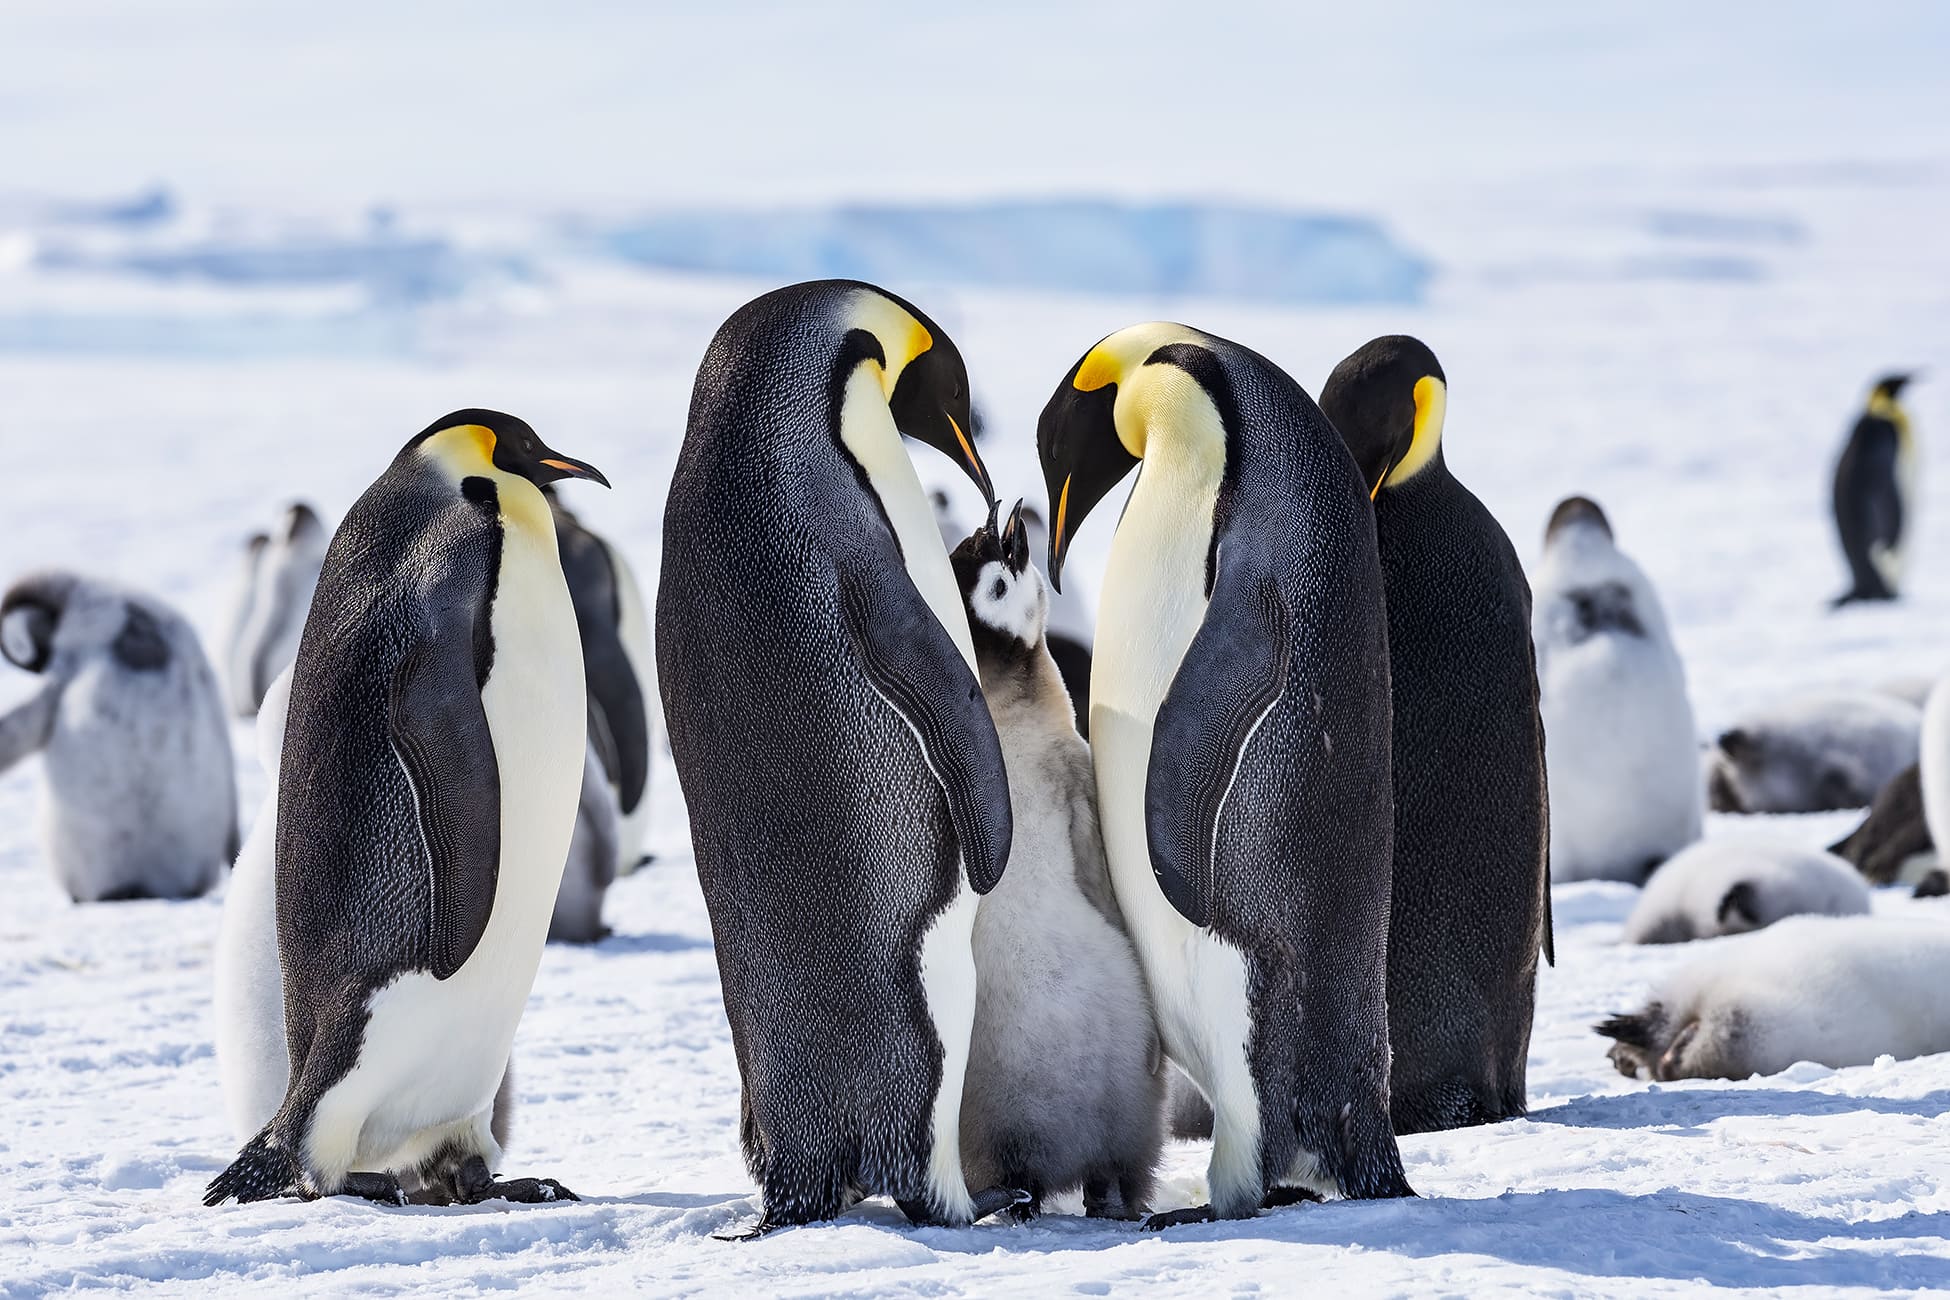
[1545,495,1613,545]
[283,502,325,544]
[1,575,75,675]
[886,313,990,505]
[950,499,1045,661]
[1320,335,1448,498]
[1873,373,1915,401]
[411,409,611,490]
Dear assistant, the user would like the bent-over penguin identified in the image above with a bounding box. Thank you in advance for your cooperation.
[1708,691,1919,813]
[1598,916,1950,1080]
[1319,335,1551,1135]
[1621,839,1869,944]
[1040,322,1411,1226]
[1,573,236,902]
[1531,496,1701,884]
[224,502,329,716]
[204,409,605,1208]
[1831,373,1919,606]
[658,280,1017,1235]
[948,502,1162,1220]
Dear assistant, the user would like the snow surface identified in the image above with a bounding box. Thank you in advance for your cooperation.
[5,2,1950,1295]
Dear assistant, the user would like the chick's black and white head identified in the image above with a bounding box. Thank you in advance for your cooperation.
[950,500,1047,662]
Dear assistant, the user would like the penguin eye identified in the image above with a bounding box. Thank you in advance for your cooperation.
[989,577,1007,601]
[522,437,535,455]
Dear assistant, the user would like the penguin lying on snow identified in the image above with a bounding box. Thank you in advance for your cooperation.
[1829,762,1935,887]
[215,667,516,1166]
[1831,373,1919,607]
[1040,322,1410,1226]
[223,502,329,717]
[948,501,1162,1221]
[1320,335,1551,1136]
[1529,495,1702,884]
[1599,916,1950,1080]
[1621,840,1869,945]
[1707,691,1920,813]
[206,409,605,1208]
[659,281,1018,1235]
[0,573,237,902]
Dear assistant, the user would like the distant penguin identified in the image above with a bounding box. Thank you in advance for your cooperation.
[1040,322,1410,1226]
[1829,762,1935,885]
[214,666,517,1170]
[1598,916,1950,1080]
[549,729,620,944]
[947,502,1162,1221]
[225,502,329,716]
[1320,335,1550,1136]
[658,281,1017,1235]
[1621,840,1870,944]
[1530,496,1701,884]
[1707,691,1920,813]
[205,409,605,1208]
[0,573,237,902]
[223,532,270,716]
[547,489,655,873]
[1831,373,1919,606]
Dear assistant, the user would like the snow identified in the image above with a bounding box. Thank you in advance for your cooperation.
[5,0,1950,1294]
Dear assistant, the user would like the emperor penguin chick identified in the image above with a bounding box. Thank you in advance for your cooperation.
[205,409,606,1209]
[949,502,1162,1221]
[1321,335,1550,1135]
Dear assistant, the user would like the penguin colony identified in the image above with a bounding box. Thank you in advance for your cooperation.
[4,272,1945,1233]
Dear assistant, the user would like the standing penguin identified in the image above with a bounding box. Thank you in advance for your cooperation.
[1040,322,1411,1226]
[547,489,657,873]
[205,409,605,1207]
[1530,496,1701,884]
[1319,335,1551,1135]
[658,280,1016,1235]
[947,502,1163,1221]
[225,503,330,716]
[1832,373,1919,606]
[0,573,238,902]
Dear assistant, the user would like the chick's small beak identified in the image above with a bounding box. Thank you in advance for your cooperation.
[1002,498,1029,573]
[541,455,611,489]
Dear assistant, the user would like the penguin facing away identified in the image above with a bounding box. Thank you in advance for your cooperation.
[0,573,237,902]
[1529,496,1701,884]
[214,666,516,1167]
[225,502,330,716]
[658,280,1016,1235]
[1831,373,1919,606]
[1319,334,1551,1136]
[947,502,1163,1221]
[205,409,605,1208]
[1040,321,1411,1227]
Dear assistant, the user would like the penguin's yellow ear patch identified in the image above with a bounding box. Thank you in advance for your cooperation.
[1385,376,1448,488]
[421,423,499,475]
[1073,348,1121,393]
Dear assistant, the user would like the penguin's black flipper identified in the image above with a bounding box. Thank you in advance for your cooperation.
[580,603,650,815]
[1145,553,1293,928]
[839,568,1014,894]
[389,641,501,980]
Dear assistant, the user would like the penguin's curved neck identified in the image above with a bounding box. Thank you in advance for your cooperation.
[1116,366,1227,502]
[1380,375,1448,490]
[416,425,554,541]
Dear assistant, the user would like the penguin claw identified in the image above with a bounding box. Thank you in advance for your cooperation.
[340,1171,408,1206]
[1141,1204,1219,1231]
[713,1216,788,1242]
[1261,1186,1324,1209]
[970,1185,1033,1222]
[451,1155,578,1206]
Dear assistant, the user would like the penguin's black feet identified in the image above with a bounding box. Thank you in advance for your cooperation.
[1262,1185,1323,1209]
[452,1154,579,1205]
[340,1171,408,1206]
[1004,1193,1043,1224]
[896,1186,1027,1227]
[1141,1204,1218,1231]
[971,1186,1032,1222]
[713,1216,793,1242]
[1083,1177,1143,1221]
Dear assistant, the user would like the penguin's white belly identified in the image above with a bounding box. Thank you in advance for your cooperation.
[1542,634,1701,881]
[312,529,586,1173]
[1091,496,1261,1196]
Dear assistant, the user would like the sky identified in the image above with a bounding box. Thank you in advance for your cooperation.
[5,1,1949,211]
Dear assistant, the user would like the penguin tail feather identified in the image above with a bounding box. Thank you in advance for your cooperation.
[204,1131,302,1207]
[1593,1004,1663,1050]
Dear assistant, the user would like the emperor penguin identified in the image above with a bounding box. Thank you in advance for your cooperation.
[658,280,1017,1235]
[547,489,657,873]
[1829,762,1935,886]
[947,502,1163,1221]
[224,502,330,715]
[1707,690,1920,813]
[548,727,621,944]
[1039,322,1411,1227]
[1320,337,1551,1135]
[1598,916,1950,1081]
[1529,496,1702,884]
[1621,839,1869,945]
[1831,373,1919,606]
[222,532,270,716]
[205,409,605,1208]
[0,573,237,902]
